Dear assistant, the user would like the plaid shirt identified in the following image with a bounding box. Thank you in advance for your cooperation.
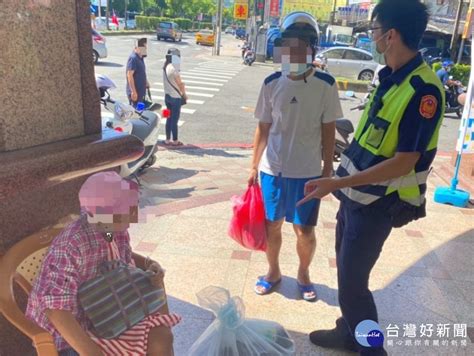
[26,213,133,351]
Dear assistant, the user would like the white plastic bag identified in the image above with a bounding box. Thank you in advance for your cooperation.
[188,286,295,356]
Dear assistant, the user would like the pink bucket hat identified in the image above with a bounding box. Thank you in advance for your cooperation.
[79,172,139,215]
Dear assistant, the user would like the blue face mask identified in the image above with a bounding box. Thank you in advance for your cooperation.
[281,62,312,76]
[371,41,385,65]
[371,32,389,65]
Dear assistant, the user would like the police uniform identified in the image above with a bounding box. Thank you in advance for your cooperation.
[332,53,445,353]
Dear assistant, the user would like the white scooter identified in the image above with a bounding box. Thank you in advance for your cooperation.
[96,74,161,177]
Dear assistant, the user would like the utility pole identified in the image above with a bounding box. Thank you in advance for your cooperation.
[450,0,464,61]
[98,0,102,27]
[458,0,473,63]
[331,0,337,25]
[125,0,128,30]
[215,0,224,55]
[106,0,110,30]
[263,0,270,24]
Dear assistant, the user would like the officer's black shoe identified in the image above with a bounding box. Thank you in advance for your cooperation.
[309,327,358,352]
[359,347,388,356]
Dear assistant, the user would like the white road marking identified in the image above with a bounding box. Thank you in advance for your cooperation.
[185,71,236,78]
[154,82,221,90]
[150,88,214,98]
[197,64,241,70]
[159,118,186,126]
[181,108,196,114]
[182,85,220,91]
[186,69,236,76]
[179,74,228,82]
[193,67,240,74]
[179,80,223,87]
[153,96,204,105]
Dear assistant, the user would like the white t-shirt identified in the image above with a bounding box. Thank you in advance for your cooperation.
[163,64,182,99]
[255,68,343,178]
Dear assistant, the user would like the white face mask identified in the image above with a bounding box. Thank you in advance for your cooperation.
[171,55,181,71]
[279,53,313,77]
[371,32,389,65]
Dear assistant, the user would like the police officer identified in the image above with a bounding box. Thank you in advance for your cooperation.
[297,0,445,355]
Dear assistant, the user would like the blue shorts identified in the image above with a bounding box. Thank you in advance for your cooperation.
[260,172,321,226]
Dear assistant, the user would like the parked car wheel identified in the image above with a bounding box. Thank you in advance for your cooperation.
[358,70,374,81]
[92,50,99,64]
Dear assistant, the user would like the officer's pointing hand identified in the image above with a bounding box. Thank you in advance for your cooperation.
[296,177,338,206]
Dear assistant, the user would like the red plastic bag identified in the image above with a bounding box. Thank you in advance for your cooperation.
[228,184,267,251]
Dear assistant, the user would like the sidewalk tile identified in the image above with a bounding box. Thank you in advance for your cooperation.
[231,250,252,260]
[405,229,424,238]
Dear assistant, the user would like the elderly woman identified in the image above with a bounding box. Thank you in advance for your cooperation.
[26,172,180,356]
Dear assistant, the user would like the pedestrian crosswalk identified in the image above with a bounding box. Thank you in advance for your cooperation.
[151,60,243,140]
[101,60,243,142]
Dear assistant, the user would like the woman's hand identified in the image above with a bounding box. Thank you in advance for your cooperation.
[146,260,165,288]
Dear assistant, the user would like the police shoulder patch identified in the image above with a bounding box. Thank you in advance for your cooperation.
[419,95,438,119]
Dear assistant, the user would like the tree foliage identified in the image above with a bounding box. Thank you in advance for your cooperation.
[109,0,238,25]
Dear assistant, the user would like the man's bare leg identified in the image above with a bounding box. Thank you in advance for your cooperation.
[255,219,284,293]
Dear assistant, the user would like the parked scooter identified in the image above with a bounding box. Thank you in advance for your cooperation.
[335,118,354,161]
[445,77,465,118]
[96,74,161,177]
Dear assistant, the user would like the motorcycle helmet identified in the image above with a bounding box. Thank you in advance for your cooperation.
[95,74,117,99]
[442,60,454,68]
[280,11,319,58]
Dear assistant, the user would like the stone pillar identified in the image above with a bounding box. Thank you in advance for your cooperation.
[0,1,144,353]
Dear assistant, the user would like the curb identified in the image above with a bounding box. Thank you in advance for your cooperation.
[252,61,275,68]
[157,143,253,150]
[336,80,368,93]
[102,31,156,36]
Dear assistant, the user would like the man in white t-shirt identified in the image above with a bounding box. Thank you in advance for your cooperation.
[248,12,343,301]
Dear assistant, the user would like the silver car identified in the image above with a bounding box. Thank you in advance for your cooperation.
[316,47,379,81]
[92,29,108,64]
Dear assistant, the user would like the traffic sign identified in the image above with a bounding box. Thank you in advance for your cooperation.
[234,3,248,20]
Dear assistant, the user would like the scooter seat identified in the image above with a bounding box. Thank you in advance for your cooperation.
[131,113,158,142]
[336,119,354,134]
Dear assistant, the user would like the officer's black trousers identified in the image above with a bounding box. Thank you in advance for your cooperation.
[335,201,393,354]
